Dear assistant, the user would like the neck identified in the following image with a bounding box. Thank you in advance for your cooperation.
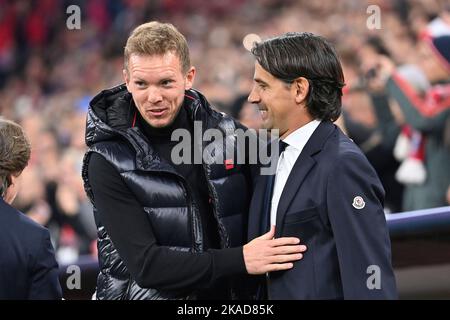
[280,115,315,139]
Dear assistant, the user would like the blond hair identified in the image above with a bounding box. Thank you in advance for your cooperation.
[124,21,190,73]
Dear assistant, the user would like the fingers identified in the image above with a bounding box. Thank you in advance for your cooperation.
[264,263,295,272]
[257,226,302,247]
[243,242,306,275]
[259,252,304,273]
[259,225,275,240]
[269,253,303,264]
[270,237,301,246]
[252,252,304,274]
[269,244,307,255]
[244,229,309,275]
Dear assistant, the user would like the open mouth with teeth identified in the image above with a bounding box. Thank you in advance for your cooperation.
[258,107,268,120]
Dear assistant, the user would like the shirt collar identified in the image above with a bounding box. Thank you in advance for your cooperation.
[283,119,321,152]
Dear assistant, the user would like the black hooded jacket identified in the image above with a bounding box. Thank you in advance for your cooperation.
[82,85,254,300]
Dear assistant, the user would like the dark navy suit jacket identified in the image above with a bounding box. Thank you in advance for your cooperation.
[0,198,62,299]
[248,121,397,299]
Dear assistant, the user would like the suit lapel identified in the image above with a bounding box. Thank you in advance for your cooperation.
[275,155,315,237]
[248,173,270,240]
[275,121,336,238]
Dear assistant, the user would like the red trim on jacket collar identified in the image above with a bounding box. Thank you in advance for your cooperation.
[132,111,137,127]
[184,94,196,101]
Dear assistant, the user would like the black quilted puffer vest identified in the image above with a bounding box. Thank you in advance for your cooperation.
[82,85,252,300]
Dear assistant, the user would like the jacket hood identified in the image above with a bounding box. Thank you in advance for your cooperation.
[85,84,220,147]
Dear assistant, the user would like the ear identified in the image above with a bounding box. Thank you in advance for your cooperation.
[3,174,18,205]
[184,67,196,90]
[123,69,130,91]
[292,77,309,105]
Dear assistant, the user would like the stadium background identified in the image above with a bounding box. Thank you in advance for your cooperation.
[1,0,449,299]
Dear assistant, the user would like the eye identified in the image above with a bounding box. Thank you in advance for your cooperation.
[161,79,174,87]
[258,83,267,90]
[134,81,146,88]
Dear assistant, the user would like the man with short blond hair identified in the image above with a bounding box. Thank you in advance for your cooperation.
[124,21,191,73]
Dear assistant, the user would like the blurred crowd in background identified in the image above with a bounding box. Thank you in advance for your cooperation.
[0,0,449,265]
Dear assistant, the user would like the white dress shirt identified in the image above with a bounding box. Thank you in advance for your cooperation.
[270,119,321,226]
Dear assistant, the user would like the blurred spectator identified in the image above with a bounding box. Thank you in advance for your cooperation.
[368,35,450,210]
[342,37,405,212]
[0,118,62,299]
[229,94,263,130]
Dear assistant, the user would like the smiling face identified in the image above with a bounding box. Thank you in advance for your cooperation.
[248,62,311,138]
[124,52,195,128]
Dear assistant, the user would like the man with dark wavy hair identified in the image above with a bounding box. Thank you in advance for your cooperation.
[0,118,62,299]
[247,32,397,299]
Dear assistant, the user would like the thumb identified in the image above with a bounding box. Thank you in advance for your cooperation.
[259,225,275,240]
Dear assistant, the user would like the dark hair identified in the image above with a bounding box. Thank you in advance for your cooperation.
[365,36,391,57]
[0,118,31,198]
[251,32,345,121]
[230,95,249,119]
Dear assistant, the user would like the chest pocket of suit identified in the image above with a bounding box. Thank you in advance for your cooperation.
[284,206,320,225]
[282,207,324,249]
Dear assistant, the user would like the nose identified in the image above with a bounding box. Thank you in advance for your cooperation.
[146,87,163,104]
[248,86,260,104]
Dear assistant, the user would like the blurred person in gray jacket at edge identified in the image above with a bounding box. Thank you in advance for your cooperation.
[0,118,62,300]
